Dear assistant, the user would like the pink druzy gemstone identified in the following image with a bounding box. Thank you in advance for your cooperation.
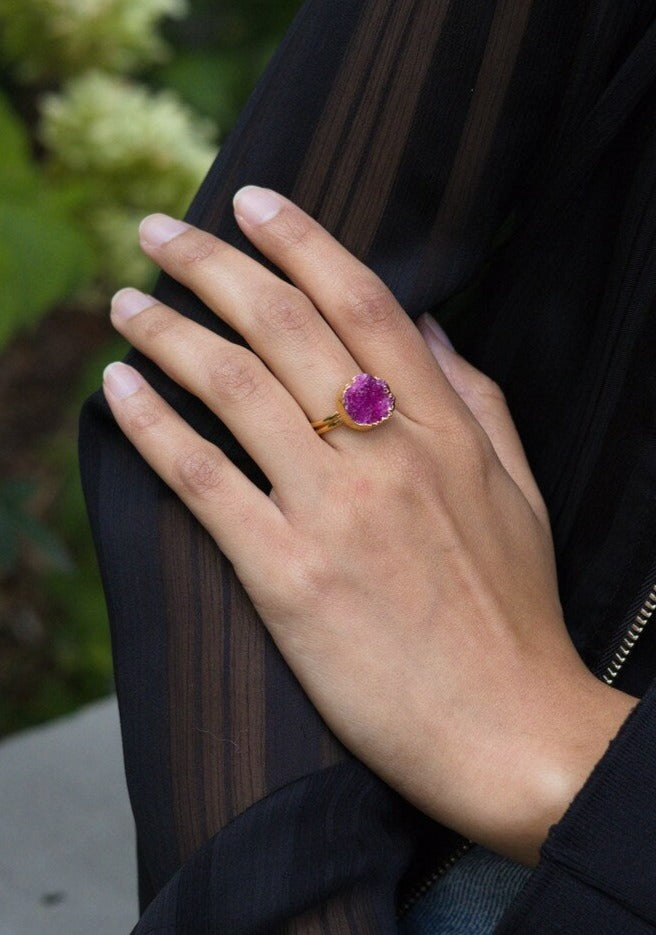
[342,374,395,426]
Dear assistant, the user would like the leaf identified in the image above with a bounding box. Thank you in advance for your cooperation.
[155,51,241,128]
[0,196,95,348]
[0,91,97,346]
[19,513,74,572]
[0,91,38,195]
[0,479,73,575]
[0,508,19,574]
[0,478,36,506]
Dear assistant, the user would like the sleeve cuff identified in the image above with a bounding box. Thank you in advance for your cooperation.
[497,678,656,930]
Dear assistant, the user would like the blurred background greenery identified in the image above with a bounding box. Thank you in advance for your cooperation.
[0,0,300,736]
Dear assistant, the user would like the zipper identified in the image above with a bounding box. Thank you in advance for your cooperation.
[601,583,656,685]
[396,839,474,919]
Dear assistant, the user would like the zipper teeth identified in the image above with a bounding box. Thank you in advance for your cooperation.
[397,840,474,918]
[602,585,656,685]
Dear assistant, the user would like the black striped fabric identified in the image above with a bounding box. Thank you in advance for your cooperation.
[79,0,656,930]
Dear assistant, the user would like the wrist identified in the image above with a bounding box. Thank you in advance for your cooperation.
[372,640,638,868]
[495,665,638,865]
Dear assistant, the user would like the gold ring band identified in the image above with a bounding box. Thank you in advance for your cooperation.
[310,374,395,436]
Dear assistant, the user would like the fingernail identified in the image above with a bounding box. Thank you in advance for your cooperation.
[417,314,455,351]
[103,362,144,400]
[233,186,282,225]
[139,213,190,247]
[111,288,155,322]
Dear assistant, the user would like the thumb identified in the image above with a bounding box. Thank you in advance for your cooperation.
[418,314,549,530]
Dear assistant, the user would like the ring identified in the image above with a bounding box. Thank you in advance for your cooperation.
[311,373,396,435]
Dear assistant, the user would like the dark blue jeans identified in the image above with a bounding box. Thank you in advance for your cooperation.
[399,847,532,935]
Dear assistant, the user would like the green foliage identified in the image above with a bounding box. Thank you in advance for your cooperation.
[0,336,127,737]
[0,480,72,576]
[0,0,302,737]
[0,94,95,349]
[156,0,302,127]
[157,50,248,131]
[39,70,216,288]
[0,0,187,81]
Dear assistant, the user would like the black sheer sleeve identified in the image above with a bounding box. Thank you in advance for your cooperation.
[79,0,656,930]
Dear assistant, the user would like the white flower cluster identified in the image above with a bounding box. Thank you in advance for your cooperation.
[41,71,217,286]
[0,0,186,80]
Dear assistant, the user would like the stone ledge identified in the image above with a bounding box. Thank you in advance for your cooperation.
[0,697,137,935]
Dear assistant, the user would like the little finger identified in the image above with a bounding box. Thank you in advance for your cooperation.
[102,361,288,572]
[418,315,549,528]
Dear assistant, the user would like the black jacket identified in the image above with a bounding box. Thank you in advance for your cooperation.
[79,0,656,930]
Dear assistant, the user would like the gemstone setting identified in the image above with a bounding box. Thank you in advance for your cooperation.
[337,373,395,431]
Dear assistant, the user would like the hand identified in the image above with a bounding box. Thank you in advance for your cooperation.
[103,187,637,865]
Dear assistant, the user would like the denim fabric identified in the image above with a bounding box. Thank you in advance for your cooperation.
[398,846,533,935]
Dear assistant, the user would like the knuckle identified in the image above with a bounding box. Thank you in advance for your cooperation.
[143,312,176,340]
[262,288,313,337]
[209,351,263,403]
[175,448,224,497]
[272,209,314,251]
[451,419,496,481]
[124,399,161,433]
[470,372,506,406]
[175,229,222,267]
[460,373,509,429]
[340,275,396,330]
